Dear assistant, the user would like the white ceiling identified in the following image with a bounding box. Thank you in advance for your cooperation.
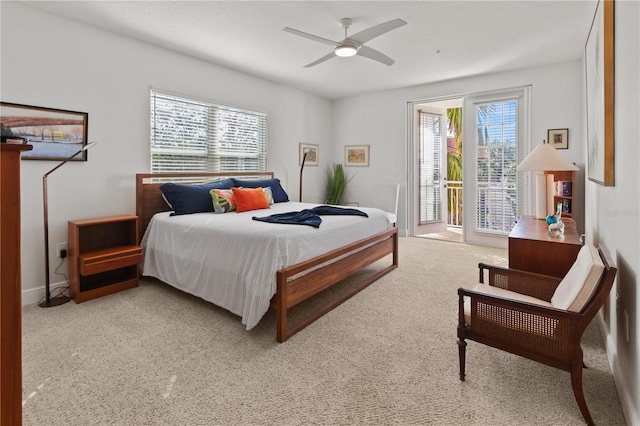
[24,1,597,100]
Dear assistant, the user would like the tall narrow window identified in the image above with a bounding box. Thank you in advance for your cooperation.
[150,90,267,173]
[475,100,520,233]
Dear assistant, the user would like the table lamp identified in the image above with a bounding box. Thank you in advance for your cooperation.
[516,140,578,219]
[40,141,97,307]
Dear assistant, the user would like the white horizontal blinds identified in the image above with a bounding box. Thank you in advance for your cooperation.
[210,105,267,171]
[475,99,519,233]
[150,90,267,173]
[418,111,442,224]
[151,93,209,173]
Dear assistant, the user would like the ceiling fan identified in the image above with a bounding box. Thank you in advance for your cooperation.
[283,17,407,67]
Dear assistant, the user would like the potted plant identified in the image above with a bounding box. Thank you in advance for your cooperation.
[325,163,352,205]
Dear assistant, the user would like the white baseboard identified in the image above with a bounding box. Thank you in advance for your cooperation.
[597,313,639,426]
[22,280,69,306]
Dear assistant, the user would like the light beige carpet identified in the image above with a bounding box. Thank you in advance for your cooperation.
[22,237,626,425]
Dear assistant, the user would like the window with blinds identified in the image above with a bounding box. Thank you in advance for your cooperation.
[475,99,520,233]
[150,90,267,173]
[419,111,442,224]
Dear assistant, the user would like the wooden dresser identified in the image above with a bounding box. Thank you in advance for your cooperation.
[508,215,582,278]
[1,144,32,426]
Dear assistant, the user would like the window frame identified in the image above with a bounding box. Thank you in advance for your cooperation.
[150,89,267,174]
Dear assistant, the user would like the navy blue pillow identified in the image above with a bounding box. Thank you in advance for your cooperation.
[160,178,234,215]
[233,178,289,203]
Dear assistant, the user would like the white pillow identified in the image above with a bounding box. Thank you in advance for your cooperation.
[551,245,604,312]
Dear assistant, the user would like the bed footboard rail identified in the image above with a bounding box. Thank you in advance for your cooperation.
[273,227,398,342]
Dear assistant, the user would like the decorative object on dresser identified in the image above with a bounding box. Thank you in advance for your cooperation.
[1,144,32,425]
[1,135,27,144]
[516,140,579,219]
[547,201,565,237]
[68,215,142,303]
[40,141,97,308]
[0,102,89,161]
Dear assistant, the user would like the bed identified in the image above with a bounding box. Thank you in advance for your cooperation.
[136,172,398,342]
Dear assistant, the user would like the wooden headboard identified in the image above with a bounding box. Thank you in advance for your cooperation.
[135,172,275,242]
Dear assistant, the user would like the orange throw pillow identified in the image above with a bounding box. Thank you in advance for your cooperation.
[232,187,271,212]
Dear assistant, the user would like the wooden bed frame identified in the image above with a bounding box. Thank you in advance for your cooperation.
[136,173,398,342]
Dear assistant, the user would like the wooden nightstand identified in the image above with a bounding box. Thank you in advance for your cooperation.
[68,215,142,303]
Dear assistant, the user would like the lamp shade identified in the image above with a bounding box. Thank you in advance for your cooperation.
[516,142,579,172]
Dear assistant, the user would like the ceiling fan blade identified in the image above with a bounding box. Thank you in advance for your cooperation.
[348,18,407,44]
[304,52,336,68]
[283,27,337,47]
[357,45,395,66]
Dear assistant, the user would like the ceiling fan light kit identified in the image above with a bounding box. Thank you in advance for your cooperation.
[284,17,407,67]
[334,44,358,57]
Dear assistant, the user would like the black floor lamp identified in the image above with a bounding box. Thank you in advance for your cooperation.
[299,148,309,202]
[40,141,97,308]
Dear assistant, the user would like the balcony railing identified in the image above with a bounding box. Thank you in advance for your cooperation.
[447,180,463,227]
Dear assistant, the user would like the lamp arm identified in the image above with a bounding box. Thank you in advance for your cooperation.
[43,141,97,178]
[43,156,77,178]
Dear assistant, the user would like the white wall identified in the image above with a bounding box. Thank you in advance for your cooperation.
[1,2,332,303]
[333,60,585,238]
[588,1,640,423]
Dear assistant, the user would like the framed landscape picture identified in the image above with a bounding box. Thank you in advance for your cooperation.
[0,102,88,161]
[299,143,318,166]
[585,0,615,186]
[345,145,370,167]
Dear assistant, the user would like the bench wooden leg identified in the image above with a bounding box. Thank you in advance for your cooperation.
[458,337,467,381]
[571,360,595,426]
[275,273,288,343]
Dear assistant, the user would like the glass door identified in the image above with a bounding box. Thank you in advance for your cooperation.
[414,107,448,235]
[462,87,529,248]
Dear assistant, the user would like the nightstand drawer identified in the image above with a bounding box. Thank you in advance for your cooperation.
[80,245,142,276]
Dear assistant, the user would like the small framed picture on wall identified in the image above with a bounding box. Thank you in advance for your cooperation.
[299,143,318,166]
[548,128,569,149]
[345,145,370,167]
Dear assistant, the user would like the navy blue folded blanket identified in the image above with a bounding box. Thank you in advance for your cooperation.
[252,205,368,228]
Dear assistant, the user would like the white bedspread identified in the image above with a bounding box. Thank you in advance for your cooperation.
[140,202,392,330]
